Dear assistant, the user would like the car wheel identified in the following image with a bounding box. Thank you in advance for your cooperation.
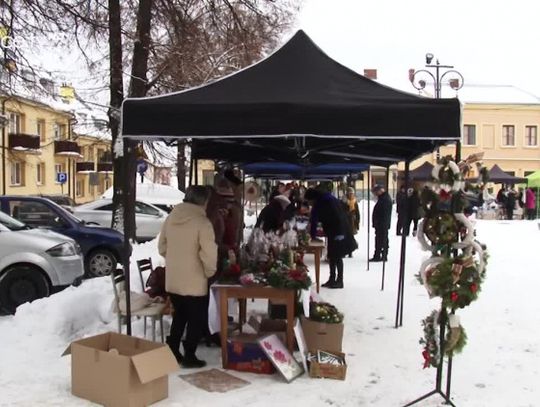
[86,249,117,277]
[0,265,50,314]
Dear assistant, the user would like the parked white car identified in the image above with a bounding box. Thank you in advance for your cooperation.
[73,199,167,241]
[0,211,84,314]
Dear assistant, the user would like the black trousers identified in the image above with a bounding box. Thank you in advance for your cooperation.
[404,218,419,236]
[168,294,208,354]
[374,228,389,259]
[527,208,536,220]
[396,214,405,235]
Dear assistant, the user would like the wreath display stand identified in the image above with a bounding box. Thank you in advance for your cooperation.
[404,156,488,407]
[404,305,455,407]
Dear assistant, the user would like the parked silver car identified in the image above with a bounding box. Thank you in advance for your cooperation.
[74,199,167,242]
[0,211,84,314]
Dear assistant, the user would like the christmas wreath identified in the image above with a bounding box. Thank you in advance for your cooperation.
[309,302,344,324]
[267,260,312,290]
[415,156,488,369]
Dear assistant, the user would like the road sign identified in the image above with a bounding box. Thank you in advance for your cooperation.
[56,172,68,184]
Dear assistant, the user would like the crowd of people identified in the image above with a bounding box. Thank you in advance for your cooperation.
[496,185,537,220]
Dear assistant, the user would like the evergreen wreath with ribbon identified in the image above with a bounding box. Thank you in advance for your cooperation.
[416,155,488,368]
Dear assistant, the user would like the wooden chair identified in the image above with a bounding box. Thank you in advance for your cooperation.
[110,268,165,342]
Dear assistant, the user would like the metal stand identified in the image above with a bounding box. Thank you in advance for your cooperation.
[366,167,371,271]
[403,307,456,407]
[381,260,386,291]
[395,161,410,328]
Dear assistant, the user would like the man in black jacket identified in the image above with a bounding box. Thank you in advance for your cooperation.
[370,184,392,262]
[305,188,357,289]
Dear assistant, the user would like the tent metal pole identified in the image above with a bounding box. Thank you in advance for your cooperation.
[188,157,194,187]
[395,161,410,328]
[123,139,133,336]
[194,159,199,185]
[361,178,365,227]
[367,167,371,271]
[381,166,390,288]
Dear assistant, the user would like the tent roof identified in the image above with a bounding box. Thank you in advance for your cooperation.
[526,171,540,188]
[489,164,527,184]
[399,161,434,181]
[242,162,367,179]
[121,30,461,164]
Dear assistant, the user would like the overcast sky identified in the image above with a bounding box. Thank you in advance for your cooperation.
[295,0,540,96]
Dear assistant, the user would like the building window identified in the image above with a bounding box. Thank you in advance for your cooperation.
[525,125,538,146]
[8,112,22,134]
[525,171,535,177]
[87,146,95,162]
[53,123,67,140]
[37,119,46,142]
[76,179,84,197]
[36,163,45,185]
[463,124,476,146]
[502,125,515,146]
[10,162,24,186]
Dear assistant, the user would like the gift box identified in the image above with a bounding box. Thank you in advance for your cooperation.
[227,334,275,374]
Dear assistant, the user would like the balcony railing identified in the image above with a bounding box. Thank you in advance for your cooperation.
[8,133,41,151]
[54,140,80,156]
[76,161,95,173]
[97,162,113,173]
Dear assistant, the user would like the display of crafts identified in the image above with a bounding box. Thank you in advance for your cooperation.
[266,249,312,290]
[218,228,312,291]
[309,302,344,324]
[415,155,488,369]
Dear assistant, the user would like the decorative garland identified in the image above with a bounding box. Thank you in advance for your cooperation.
[309,302,344,324]
[415,156,488,369]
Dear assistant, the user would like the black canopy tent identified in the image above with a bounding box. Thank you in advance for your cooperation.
[399,161,435,182]
[120,30,461,333]
[487,164,527,184]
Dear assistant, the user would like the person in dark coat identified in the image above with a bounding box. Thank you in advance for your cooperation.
[505,186,517,220]
[404,187,421,237]
[255,195,292,233]
[305,188,357,289]
[395,186,407,235]
[370,184,392,262]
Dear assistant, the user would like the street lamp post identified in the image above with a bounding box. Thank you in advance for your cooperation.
[409,53,464,161]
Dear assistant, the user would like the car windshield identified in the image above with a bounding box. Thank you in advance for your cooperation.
[0,211,28,231]
[41,198,83,224]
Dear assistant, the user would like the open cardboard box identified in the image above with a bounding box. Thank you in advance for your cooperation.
[62,332,178,407]
[307,350,347,381]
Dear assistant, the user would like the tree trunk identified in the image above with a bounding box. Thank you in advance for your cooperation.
[109,0,125,233]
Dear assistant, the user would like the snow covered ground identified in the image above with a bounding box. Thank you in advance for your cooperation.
[0,209,539,407]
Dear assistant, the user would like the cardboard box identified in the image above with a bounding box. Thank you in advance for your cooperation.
[308,350,347,381]
[301,316,343,352]
[227,334,275,374]
[62,332,178,407]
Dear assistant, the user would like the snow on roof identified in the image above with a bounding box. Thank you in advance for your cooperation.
[101,180,185,206]
[457,84,540,105]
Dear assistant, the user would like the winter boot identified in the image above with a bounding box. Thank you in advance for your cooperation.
[166,336,184,364]
[321,272,336,288]
[182,341,207,369]
[329,270,344,289]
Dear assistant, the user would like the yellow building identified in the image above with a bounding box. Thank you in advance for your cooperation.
[0,94,112,203]
[412,85,540,183]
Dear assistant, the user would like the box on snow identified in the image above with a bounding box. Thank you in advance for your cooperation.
[62,332,178,407]
[308,350,347,381]
[226,334,275,374]
[300,316,343,353]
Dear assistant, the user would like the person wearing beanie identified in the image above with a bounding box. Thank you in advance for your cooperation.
[305,188,357,289]
[370,184,392,262]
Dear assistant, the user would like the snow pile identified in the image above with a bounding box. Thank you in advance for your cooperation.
[102,181,185,207]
